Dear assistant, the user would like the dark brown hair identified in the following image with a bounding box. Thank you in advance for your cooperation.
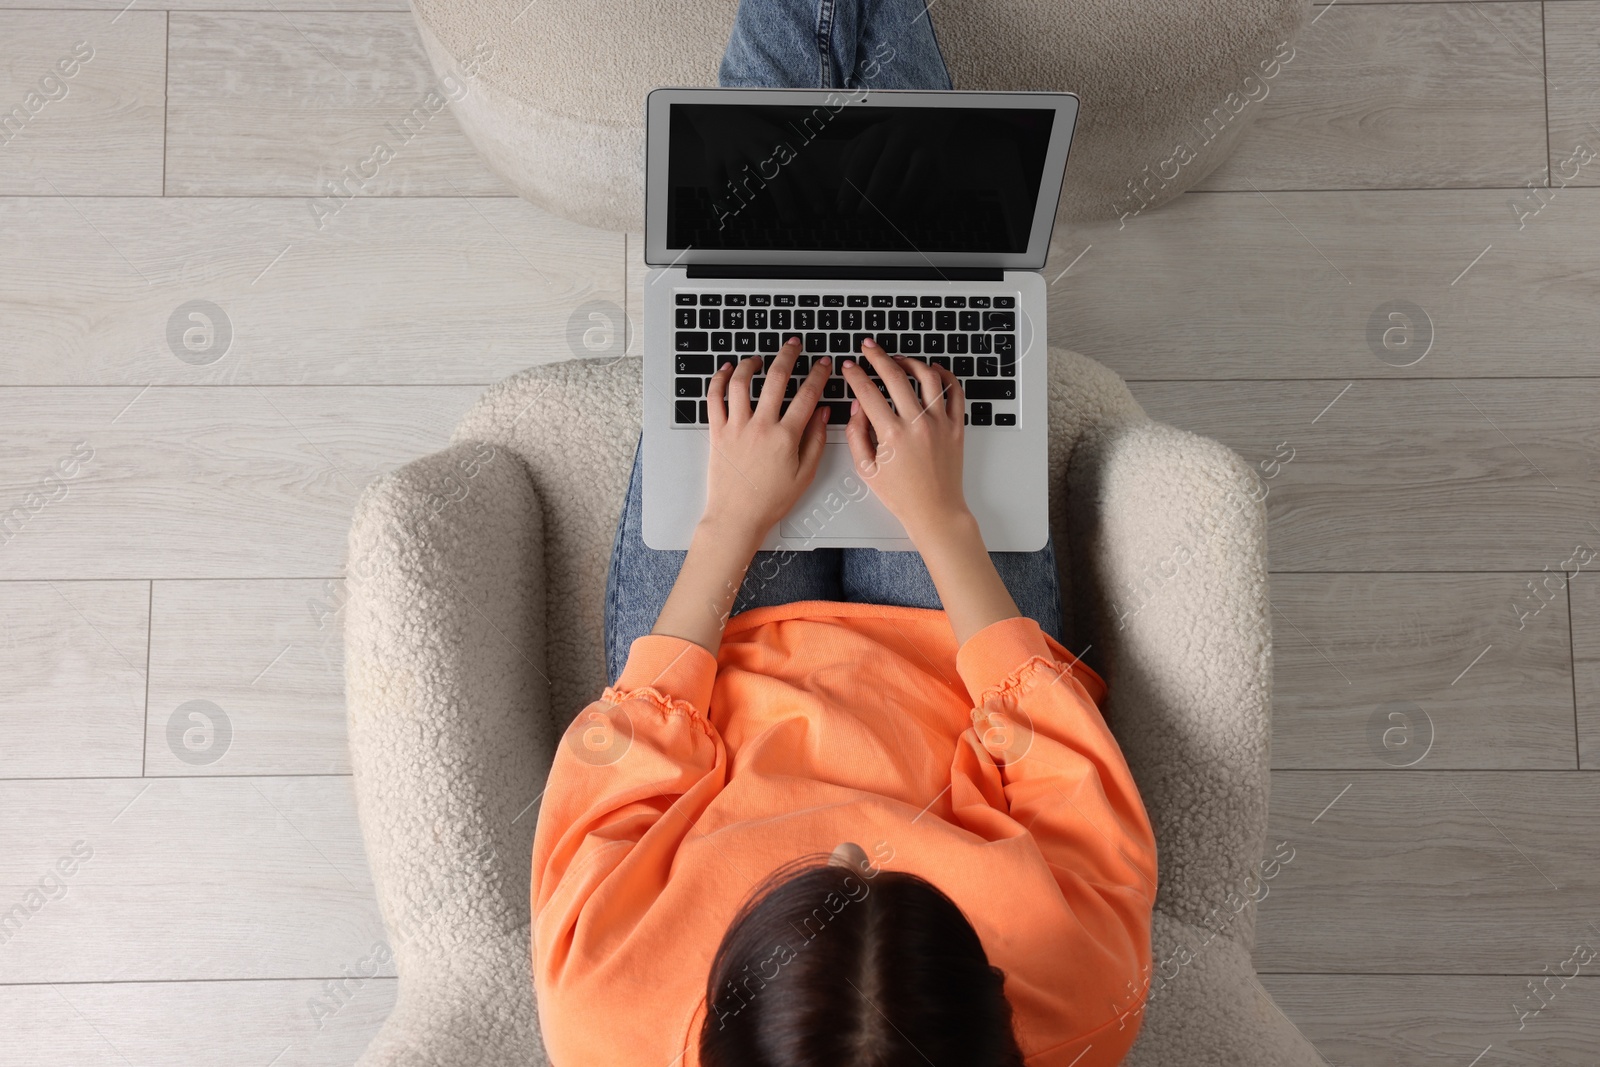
[699,856,1024,1067]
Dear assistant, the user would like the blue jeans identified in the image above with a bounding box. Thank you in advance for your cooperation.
[719,0,953,91]
[605,439,1063,683]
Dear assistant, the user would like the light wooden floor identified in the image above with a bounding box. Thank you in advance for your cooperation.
[2,1,1597,1063]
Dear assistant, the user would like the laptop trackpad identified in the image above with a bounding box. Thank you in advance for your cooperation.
[776,442,904,541]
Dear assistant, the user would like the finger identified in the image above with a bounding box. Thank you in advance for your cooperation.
[897,355,944,420]
[797,403,829,480]
[840,356,896,428]
[935,362,964,421]
[865,341,920,415]
[783,352,832,428]
[758,337,803,419]
[727,354,760,422]
[706,362,731,432]
[844,397,879,477]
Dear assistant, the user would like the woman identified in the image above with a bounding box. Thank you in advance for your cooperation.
[531,6,1158,1066]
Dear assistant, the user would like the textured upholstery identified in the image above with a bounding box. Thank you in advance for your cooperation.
[344,350,1328,1065]
[407,0,1308,230]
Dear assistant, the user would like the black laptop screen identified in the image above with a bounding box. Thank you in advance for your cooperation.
[666,102,1055,255]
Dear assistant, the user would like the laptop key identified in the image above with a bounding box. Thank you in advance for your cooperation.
[842,310,862,329]
[724,294,746,306]
[774,294,796,306]
[874,333,898,353]
[851,333,872,351]
[675,377,702,398]
[993,334,1016,356]
[944,296,967,307]
[919,296,941,307]
[935,311,956,331]
[969,296,991,308]
[749,294,772,306]
[771,310,791,330]
[929,356,952,371]
[1000,355,1016,376]
[712,332,733,352]
[714,354,739,371]
[701,294,722,306]
[823,294,844,307]
[803,332,825,351]
[829,333,850,353]
[759,332,781,352]
[983,311,1016,331]
[747,309,767,329]
[912,310,932,331]
[699,400,709,423]
[818,310,839,330]
[871,295,894,307]
[995,412,1017,426]
[847,294,869,307]
[971,333,992,354]
[889,310,909,330]
[976,357,998,376]
[697,309,717,329]
[964,379,1015,400]
[947,334,968,354]
[675,399,697,423]
[799,294,820,306]
[676,309,696,329]
[993,296,1016,308]
[676,331,709,351]
[724,309,744,329]
[824,378,845,398]
[896,296,918,307]
[923,334,944,354]
[675,294,697,305]
[795,310,815,330]
[953,355,975,377]
[676,354,714,375]
[865,309,885,330]
[735,333,756,352]
[823,400,854,422]
[971,401,993,426]
[959,311,979,331]
[899,334,921,354]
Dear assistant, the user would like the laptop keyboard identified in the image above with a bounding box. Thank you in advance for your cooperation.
[671,291,1020,429]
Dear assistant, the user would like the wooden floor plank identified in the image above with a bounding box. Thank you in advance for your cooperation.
[1254,771,1599,973]
[0,196,623,385]
[0,385,480,580]
[0,581,148,779]
[1126,379,1598,572]
[1571,569,1600,770]
[1270,573,1575,770]
[0,0,405,10]
[145,580,346,777]
[1544,1,1600,189]
[1258,975,1600,1066]
[0,979,394,1066]
[0,776,388,982]
[0,11,166,196]
[166,12,506,197]
[1047,188,1600,380]
[1197,3,1547,192]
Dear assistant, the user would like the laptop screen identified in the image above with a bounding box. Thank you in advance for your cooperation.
[665,103,1056,255]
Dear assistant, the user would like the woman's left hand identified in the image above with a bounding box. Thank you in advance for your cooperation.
[702,337,835,541]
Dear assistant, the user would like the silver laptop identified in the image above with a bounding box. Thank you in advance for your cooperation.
[641,87,1078,551]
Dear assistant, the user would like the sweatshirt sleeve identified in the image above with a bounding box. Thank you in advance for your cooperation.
[954,616,1159,1059]
[530,634,727,1000]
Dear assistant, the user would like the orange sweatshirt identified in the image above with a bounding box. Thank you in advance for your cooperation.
[531,600,1158,1067]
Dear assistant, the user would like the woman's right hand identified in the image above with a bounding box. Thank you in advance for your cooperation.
[840,340,971,542]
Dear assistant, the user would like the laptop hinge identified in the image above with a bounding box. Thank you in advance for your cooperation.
[684,265,1005,282]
